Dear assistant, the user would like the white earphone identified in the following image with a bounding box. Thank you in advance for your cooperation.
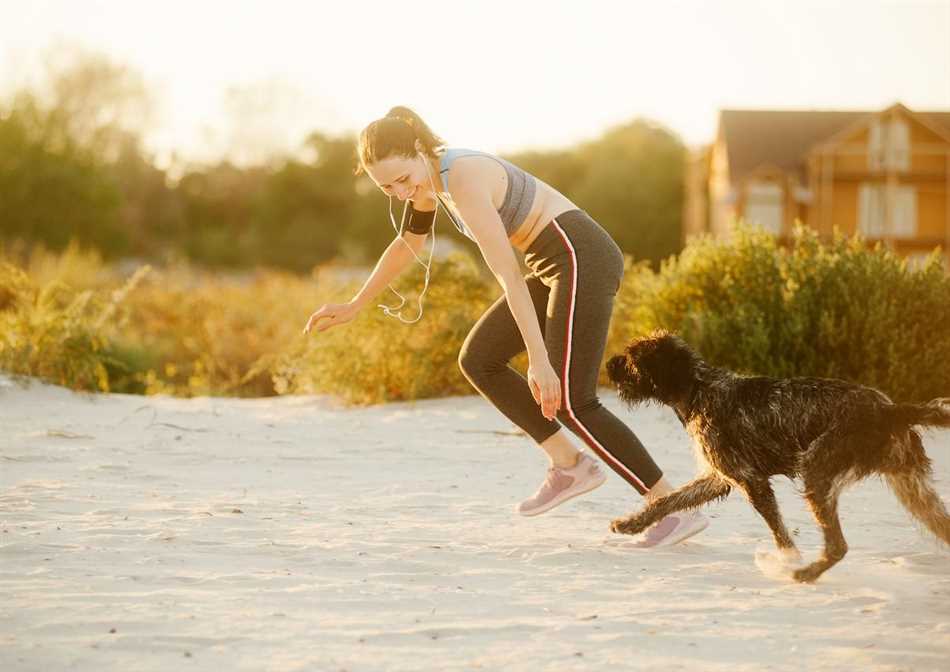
[376,149,443,324]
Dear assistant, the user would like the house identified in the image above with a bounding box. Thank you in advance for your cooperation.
[684,103,950,265]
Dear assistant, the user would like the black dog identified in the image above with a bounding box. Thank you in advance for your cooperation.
[606,332,950,583]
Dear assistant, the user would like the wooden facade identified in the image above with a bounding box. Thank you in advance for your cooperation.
[685,104,950,266]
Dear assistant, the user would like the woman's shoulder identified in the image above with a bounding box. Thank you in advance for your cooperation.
[439,147,488,167]
[441,148,505,182]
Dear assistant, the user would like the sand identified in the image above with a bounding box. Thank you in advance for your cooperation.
[2,375,949,671]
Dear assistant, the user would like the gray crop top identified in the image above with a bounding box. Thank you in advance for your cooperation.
[411,148,535,241]
[439,148,537,235]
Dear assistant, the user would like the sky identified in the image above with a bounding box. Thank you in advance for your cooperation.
[1,0,948,169]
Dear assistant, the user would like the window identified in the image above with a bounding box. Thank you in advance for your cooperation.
[888,119,910,171]
[858,184,885,236]
[744,181,784,235]
[868,117,910,171]
[858,184,917,237]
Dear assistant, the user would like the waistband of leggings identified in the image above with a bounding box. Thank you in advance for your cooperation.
[524,209,588,256]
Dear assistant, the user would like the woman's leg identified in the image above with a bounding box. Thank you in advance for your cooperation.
[458,275,575,457]
[458,276,595,468]
[459,230,664,494]
[540,212,708,543]
[459,276,609,515]
[539,429,584,469]
[541,215,664,496]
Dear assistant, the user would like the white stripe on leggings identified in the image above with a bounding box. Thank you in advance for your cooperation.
[550,217,649,493]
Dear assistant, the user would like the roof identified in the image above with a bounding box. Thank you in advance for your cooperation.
[719,108,950,182]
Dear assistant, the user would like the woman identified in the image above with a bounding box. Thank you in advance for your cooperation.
[303,106,707,547]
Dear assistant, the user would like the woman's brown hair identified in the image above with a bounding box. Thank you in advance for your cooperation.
[355,106,445,176]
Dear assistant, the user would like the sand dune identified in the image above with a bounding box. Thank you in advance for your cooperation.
[2,375,949,671]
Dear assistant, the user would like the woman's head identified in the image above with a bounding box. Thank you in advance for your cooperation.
[357,106,445,201]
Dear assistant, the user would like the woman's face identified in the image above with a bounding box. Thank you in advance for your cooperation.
[364,153,435,203]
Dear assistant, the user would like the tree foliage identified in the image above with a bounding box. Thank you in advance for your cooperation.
[1,48,686,270]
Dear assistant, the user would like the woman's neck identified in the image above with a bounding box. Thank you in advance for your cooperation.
[422,153,445,196]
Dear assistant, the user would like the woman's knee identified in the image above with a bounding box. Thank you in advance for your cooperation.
[457,342,477,380]
[458,342,491,382]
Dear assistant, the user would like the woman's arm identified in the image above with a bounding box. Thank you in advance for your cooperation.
[450,177,562,419]
[454,187,546,357]
[303,231,427,334]
[349,231,428,309]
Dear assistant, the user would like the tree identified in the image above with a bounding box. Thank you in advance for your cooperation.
[0,45,160,257]
[573,120,686,265]
[0,95,125,254]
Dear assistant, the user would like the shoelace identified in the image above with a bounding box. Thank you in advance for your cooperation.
[542,466,562,486]
[531,465,567,496]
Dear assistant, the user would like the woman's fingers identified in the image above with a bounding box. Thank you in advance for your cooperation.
[537,382,555,420]
[529,367,561,420]
[542,383,561,420]
[304,304,358,335]
[303,306,332,334]
[529,376,541,405]
[303,314,319,334]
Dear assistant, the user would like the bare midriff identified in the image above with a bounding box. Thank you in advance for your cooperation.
[507,177,580,253]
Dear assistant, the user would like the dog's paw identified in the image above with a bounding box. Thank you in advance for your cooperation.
[610,516,647,535]
[754,545,804,581]
[792,564,825,584]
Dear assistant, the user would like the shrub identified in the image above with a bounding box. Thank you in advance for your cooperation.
[610,223,950,403]
[274,252,499,404]
[6,226,947,407]
[108,261,337,397]
[0,259,148,392]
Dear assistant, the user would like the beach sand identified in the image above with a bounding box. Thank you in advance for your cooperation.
[2,376,949,671]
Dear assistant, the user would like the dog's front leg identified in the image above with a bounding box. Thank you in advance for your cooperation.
[610,475,731,535]
[742,479,800,559]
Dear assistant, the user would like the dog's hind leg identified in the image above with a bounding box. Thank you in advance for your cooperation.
[742,479,801,562]
[610,474,731,535]
[793,483,848,583]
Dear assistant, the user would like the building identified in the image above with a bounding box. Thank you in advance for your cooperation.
[685,103,950,265]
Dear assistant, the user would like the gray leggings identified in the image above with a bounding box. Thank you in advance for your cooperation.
[458,209,663,494]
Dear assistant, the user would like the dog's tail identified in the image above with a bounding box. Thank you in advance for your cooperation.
[886,468,950,547]
[885,398,950,429]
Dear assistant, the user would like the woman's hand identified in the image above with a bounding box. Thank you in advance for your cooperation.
[527,359,562,420]
[303,301,360,335]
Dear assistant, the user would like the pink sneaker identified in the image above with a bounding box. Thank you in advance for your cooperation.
[517,453,607,517]
[632,510,709,548]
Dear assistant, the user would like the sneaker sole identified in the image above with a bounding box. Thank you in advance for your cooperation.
[517,470,608,517]
[647,515,710,548]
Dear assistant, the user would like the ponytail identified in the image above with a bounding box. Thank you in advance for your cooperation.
[355,106,445,175]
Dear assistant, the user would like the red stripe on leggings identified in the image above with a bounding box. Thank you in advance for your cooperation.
[550,218,649,494]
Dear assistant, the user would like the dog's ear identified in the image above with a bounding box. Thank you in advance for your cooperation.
[640,334,697,403]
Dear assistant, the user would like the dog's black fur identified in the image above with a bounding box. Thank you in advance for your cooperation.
[606,332,950,582]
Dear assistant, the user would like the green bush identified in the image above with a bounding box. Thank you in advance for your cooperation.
[5,227,947,407]
[0,260,148,392]
[611,223,950,403]
[117,262,338,398]
[274,252,499,404]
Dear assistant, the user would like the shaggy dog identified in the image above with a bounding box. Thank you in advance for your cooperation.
[606,332,950,583]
